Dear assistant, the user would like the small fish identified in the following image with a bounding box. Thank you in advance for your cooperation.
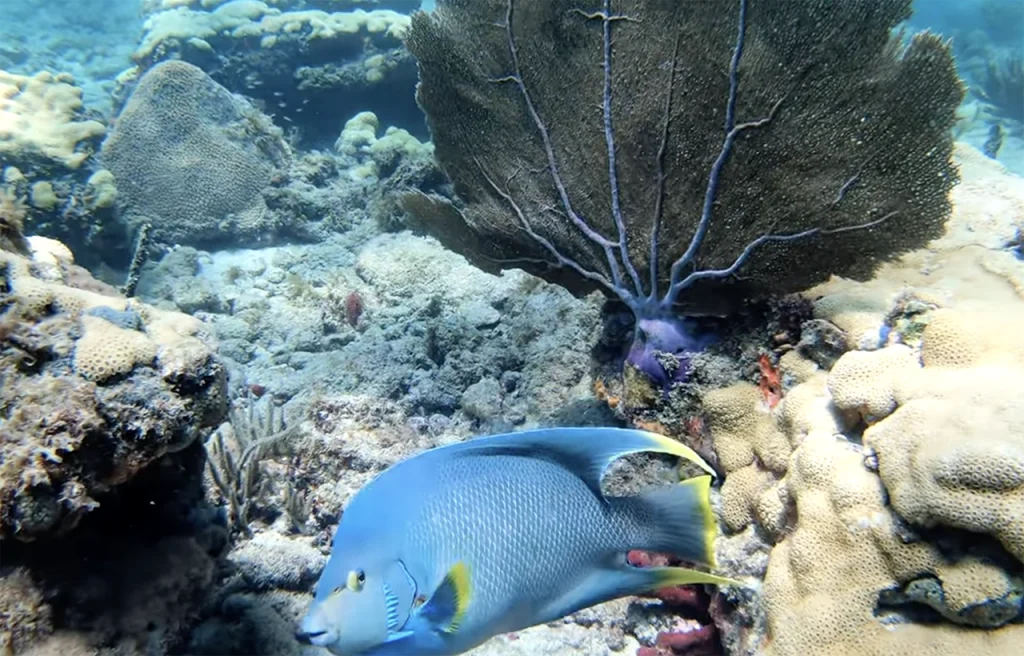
[297,427,735,655]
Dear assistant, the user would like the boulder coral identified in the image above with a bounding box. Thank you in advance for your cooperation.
[708,316,1023,655]
[0,238,227,541]
[855,311,1024,563]
[701,143,1024,654]
[124,0,422,146]
[102,60,291,248]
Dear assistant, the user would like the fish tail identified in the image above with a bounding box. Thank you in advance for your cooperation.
[632,475,718,567]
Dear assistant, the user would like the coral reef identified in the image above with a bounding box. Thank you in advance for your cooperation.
[404,0,963,390]
[253,109,447,244]
[205,389,299,535]
[0,70,105,171]
[335,110,434,181]
[2,2,1022,656]
[142,0,421,12]
[124,0,423,147]
[0,183,30,255]
[138,229,609,430]
[0,239,227,541]
[0,70,126,266]
[0,438,229,655]
[0,568,52,653]
[696,144,1024,655]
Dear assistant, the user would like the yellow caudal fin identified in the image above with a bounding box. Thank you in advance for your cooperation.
[637,475,719,567]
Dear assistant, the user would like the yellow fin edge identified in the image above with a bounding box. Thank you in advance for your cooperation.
[678,475,718,568]
[641,431,716,478]
[652,566,741,588]
[444,561,472,634]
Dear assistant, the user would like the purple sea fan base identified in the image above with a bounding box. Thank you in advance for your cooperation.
[627,317,716,388]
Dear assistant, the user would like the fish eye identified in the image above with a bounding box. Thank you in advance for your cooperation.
[347,569,366,592]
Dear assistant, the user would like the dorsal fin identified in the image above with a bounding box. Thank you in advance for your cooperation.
[448,427,715,500]
[417,561,472,635]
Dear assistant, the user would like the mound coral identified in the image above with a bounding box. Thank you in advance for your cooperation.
[0,239,227,541]
[102,60,291,248]
[125,0,421,146]
[0,70,106,171]
[676,140,1024,655]
[403,0,963,385]
[853,312,1024,563]
[335,110,433,181]
[708,341,1023,654]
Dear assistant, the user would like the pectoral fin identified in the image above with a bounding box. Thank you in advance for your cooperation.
[417,561,472,635]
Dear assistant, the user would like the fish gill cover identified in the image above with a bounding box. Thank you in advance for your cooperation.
[402,0,963,319]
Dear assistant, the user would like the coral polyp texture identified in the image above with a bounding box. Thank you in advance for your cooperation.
[403,0,962,323]
[705,144,1024,656]
[0,70,106,171]
[101,60,291,248]
[0,239,227,541]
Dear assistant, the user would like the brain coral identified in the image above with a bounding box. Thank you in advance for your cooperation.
[101,60,290,247]
[0,243,227,541]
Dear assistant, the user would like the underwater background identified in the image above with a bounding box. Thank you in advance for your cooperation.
[0,0,1022,655]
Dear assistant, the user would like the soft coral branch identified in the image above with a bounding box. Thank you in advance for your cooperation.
[492,0,628,293]
[490,0,898,324]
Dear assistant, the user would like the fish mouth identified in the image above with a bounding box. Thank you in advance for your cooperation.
[297,612,337,647]
[295,629,327,645]
[297,628,339,648]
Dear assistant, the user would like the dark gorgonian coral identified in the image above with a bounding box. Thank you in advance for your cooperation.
[403,0,963,380]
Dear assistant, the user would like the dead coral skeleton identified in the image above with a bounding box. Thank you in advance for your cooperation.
[204,388,299,536]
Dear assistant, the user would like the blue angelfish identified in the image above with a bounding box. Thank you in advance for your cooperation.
[297,427,735,655]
